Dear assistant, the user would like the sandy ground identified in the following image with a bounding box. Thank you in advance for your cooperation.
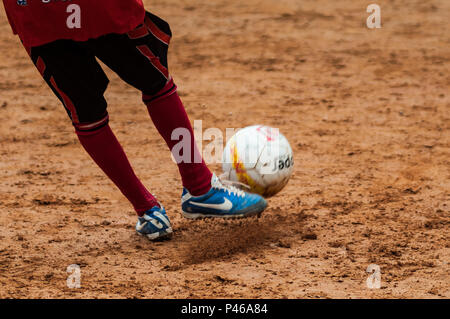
[0,0,449,298]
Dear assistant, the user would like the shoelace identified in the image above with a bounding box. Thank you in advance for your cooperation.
[215,174,248,198]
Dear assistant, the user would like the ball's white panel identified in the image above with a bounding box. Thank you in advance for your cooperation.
[234,125,266,169]
[256,131,293,196]
[222,125,294,197]
[222,125,265,172]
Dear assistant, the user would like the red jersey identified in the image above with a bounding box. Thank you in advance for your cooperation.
[2,0,146,47]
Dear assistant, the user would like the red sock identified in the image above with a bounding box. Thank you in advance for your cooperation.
[144,79,212,196]
[76,123,158,215]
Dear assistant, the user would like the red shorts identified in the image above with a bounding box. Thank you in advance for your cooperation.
[2,0,145,47]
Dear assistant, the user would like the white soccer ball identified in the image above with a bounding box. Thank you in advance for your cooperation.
[222,125,294,197]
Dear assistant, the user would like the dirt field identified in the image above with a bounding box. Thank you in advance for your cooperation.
[0,0,448,299]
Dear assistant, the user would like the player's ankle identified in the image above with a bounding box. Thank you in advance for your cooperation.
[185,178,212,196]
[136,201,161,216]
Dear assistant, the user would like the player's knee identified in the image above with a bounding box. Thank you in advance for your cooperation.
[142,78,177,106]
[74,112,109,133]
[141,76,168,97]
[64,99,108,133]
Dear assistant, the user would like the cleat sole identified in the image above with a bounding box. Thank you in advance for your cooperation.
[181,205,266,220]
[137,227,173,241]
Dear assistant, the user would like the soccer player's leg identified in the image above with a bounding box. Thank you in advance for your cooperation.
[92,12,267,219]
[28,40,172,240]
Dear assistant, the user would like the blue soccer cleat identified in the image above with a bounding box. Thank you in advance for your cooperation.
[136,205,173,241]
[181,174,268,219]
